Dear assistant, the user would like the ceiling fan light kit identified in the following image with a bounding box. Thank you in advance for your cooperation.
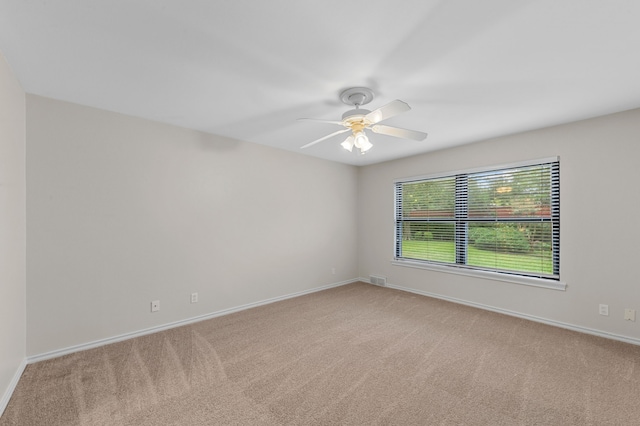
[299,87,428,154]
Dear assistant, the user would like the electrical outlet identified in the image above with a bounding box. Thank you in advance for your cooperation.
[599,304,609,316]
[191,293,198,303]
[331,267,336,275]
[151,300,160,312]
[624,308,636,321]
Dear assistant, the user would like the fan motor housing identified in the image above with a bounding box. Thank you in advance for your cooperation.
[342,108,371,121]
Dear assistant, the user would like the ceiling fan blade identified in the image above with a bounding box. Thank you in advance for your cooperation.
[297,118,344,125]
[364,100,411,124]
[300,128,350,149]
[371,124,428,141]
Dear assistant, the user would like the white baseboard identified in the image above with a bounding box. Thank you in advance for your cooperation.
[0,358,27,417]
[27,278,359,364]
[380,282,640,346]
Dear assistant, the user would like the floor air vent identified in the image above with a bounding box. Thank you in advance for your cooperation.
[369,275,387,286]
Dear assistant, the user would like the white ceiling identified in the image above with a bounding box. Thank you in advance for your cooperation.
[1,0,640,166]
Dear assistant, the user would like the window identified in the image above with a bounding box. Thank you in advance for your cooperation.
[394,158,559,281]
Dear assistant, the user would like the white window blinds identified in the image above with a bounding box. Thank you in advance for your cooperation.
[395,159,560,280]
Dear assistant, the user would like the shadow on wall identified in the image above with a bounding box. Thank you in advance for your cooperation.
[196,132,243,153]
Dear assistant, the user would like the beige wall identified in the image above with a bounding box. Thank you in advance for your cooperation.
[358,108,640,341]
[26,95,359,356]
[16,89,640,360]
[0,53,26,408]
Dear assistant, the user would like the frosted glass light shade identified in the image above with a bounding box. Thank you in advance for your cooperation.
[341,136,354,152]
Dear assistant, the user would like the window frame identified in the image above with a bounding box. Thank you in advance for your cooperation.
[393,157,564,291]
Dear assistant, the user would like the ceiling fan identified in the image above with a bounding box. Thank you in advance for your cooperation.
[299,87,427,154]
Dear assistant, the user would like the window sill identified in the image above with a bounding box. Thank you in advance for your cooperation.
[391,259,566,291]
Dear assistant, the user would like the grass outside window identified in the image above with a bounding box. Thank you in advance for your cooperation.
[401,240,553,275]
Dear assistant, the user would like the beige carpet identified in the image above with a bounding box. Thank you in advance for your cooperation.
[2,282,640,425]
